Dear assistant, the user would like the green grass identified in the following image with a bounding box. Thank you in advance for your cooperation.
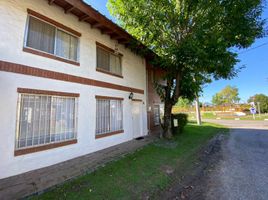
[30,123,227,200]
[202,112,217,119]
[238,114,268,120]
[188,112,268,121]
[187,112,217,120]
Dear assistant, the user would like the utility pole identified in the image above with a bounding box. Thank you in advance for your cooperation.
[257,102,261,118]
[195,95,202,125]
[253,111,256,120]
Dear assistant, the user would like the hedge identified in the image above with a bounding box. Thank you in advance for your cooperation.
[171,113,188,134]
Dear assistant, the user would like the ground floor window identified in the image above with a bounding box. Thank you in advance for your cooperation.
[153,105,160,125]
[16,93,78,149]
[96,97,123,137]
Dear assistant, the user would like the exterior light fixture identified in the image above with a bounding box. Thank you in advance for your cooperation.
[129,92,134,100]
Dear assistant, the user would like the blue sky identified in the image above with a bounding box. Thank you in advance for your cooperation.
[84,0,268,103]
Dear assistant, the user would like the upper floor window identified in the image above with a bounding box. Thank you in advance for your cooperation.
[25,16,79,62]
[96,45,122,77]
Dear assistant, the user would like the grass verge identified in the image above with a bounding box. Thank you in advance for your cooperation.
[30,123,227,200]
[187,112,268,121]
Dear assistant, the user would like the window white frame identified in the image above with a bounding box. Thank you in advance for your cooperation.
[15,93,78,150]
[24,15,80,62]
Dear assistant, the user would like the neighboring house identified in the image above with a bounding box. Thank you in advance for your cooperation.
[0,0,164,180]
[146,63,165,133]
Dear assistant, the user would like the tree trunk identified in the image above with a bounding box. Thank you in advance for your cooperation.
[160,71,182,139]
[163,100,173,139]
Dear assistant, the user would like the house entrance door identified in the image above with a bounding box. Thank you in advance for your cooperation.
[132,101,143,138]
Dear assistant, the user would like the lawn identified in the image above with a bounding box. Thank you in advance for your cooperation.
[188,112,268,121]
[30,123,227,200]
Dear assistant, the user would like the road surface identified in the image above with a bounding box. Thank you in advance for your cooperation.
[204,120,268,200]
[206,119,268,129]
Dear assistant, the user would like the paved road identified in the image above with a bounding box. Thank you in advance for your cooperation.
[204,120,268,200]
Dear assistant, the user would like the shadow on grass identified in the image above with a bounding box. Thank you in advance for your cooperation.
[30,123,228,200]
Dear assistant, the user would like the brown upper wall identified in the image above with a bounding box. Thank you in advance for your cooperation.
[146,61,165,105]
[146,61,165,132]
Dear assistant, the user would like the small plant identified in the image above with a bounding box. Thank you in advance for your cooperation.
[171,113,188,134]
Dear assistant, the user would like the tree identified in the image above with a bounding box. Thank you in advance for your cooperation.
[108,0,265,138]
[212,93,224,106]
[212,85,240,106]
[175,97,192,108]
[248,94,268,113]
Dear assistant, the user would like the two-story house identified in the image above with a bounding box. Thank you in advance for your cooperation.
[0,0,164,183]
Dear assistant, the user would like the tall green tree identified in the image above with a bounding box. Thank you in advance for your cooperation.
[248,94,268,113]
[212,85,240,106]
[175,97,192,108]
[108,0,265,138]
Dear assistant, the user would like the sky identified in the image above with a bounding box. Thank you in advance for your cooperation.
[84,0,268,103]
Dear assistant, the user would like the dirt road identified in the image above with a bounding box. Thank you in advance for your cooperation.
[204,120,268,200]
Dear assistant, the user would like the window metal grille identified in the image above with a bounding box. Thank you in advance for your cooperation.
[16,94,78,149]
[96,99,123,135]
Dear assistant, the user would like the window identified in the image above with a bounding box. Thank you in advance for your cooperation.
[26,17,55,54]
[97,46,122,76]
[153,105,160,126]
[25,16,79,62]
[56,30,78,61]
[96,97,123,137]
[16,93,78,149]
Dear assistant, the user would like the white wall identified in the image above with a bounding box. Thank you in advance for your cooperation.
[0,0,148,179]
[0,0,146,90]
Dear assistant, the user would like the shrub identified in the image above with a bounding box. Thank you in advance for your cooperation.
[171,113,188,134]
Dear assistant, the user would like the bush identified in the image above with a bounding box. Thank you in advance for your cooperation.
[171,113,188,134]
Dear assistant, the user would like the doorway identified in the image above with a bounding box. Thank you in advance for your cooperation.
[132,101,143,138]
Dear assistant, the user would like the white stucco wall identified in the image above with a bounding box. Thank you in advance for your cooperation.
[0,0,148,179]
